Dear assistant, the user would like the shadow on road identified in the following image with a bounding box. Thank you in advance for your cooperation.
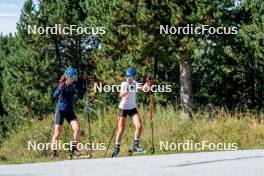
[166,155,264,168]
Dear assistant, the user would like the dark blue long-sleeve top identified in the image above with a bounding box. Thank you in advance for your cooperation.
[52,79,87,111]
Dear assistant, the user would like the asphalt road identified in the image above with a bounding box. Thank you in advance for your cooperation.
[1,150,264,176]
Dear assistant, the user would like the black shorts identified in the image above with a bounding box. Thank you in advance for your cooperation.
[119,108,138,117]
[54,109,77,125]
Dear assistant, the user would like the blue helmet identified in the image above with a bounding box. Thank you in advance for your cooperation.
[64,66,77,78]
[126,67,137,77]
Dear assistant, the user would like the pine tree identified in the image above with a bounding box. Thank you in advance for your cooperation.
[192,0,264,109]
[83,0,244,116]
[0,33,16,140]
[2,0,100,123]
[234,0,264,109]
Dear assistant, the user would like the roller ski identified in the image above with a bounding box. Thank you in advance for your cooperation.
[127,139,146,156]
[69,144,88,160]
[128,147,146,156]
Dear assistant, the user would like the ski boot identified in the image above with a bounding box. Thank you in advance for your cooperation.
[112,144,120,158]
[70,144,81,159]
[51,150,58,158]
[133,140,145,153]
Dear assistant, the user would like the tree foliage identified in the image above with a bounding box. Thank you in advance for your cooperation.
[0,0,263,139]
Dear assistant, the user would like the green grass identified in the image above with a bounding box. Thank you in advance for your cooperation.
[0,106,264,164]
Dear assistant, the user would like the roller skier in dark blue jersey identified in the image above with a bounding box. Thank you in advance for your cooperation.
[51,67,88,158]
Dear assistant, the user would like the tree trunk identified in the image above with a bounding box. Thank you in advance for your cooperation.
[249,58,257,108]
[52,36,61,69]
[180,49,193,118]
[0,99,6,116]
[153,57,158,79]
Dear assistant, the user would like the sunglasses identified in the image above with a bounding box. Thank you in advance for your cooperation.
[68,77,77,81]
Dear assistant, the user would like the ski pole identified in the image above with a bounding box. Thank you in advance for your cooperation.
[87,109,92,158]
[45,117,54,157]
[104,117,120,158]
[85,98,96,158]
[149,92,155,154]
[104,92,130,158]
[147,76,155,154]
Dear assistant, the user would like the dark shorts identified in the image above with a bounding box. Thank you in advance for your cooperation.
[119,108,138,117]
[54,109,77,125]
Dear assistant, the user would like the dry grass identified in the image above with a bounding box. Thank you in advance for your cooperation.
[0,106,264,164]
